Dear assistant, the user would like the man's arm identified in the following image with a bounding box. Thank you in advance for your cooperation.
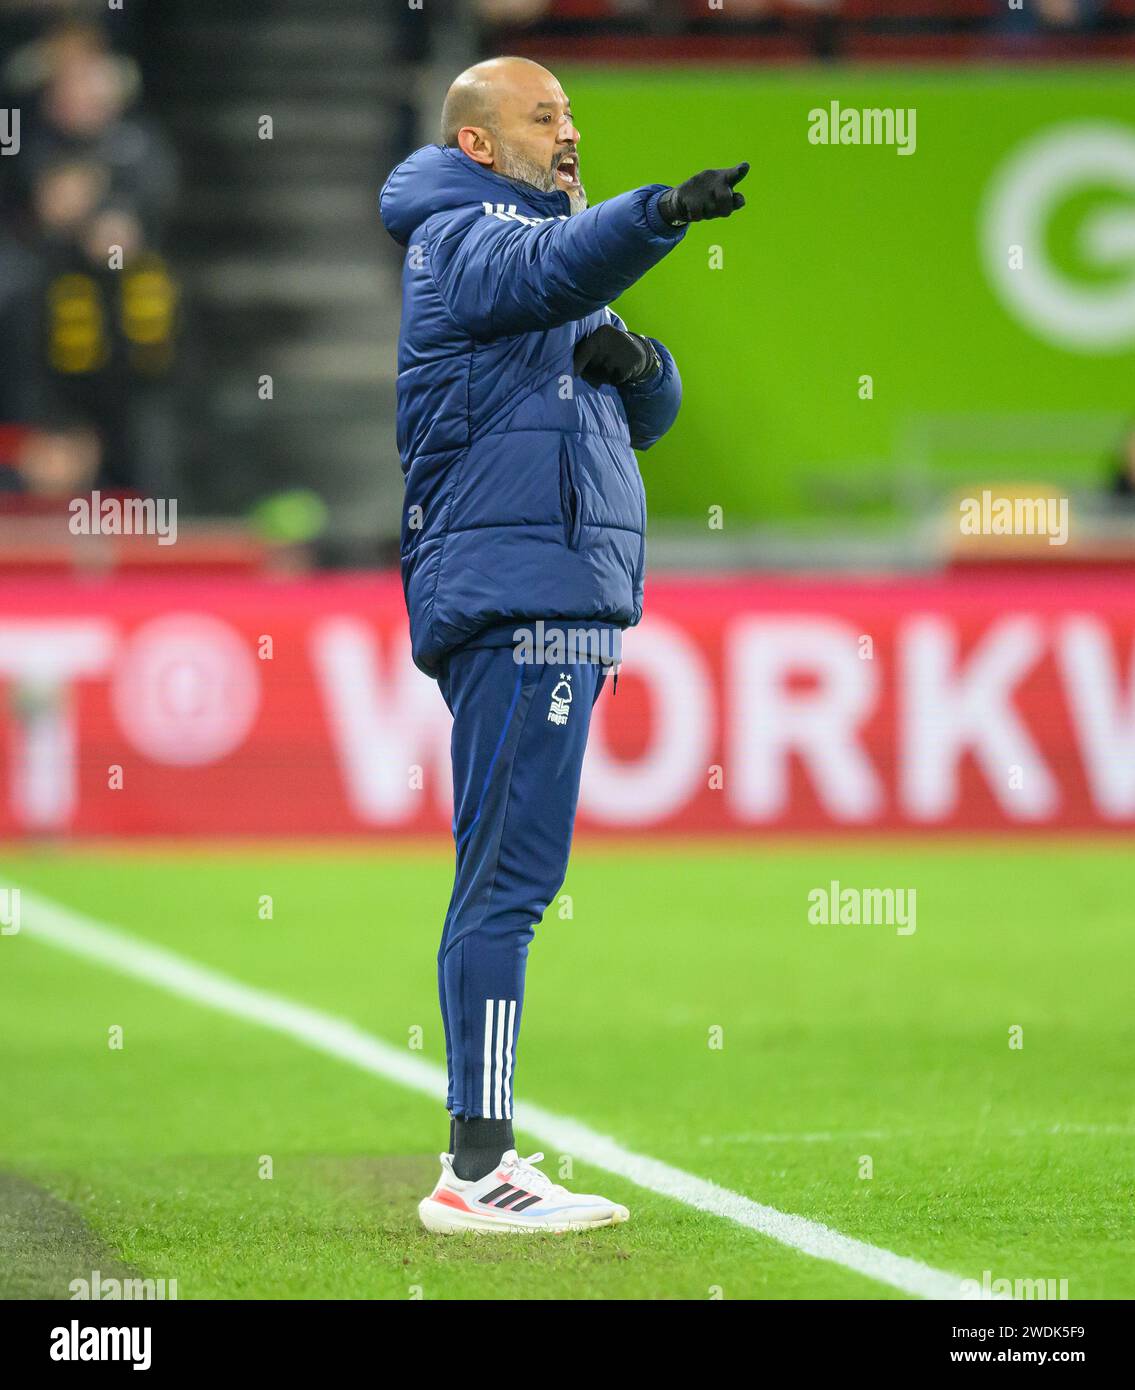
[429,185,685,340]
[427,161,747,342]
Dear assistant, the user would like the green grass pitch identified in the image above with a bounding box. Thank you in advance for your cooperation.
[0,841,1131,1300]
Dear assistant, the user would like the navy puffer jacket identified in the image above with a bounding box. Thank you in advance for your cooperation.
[379,144,685,677]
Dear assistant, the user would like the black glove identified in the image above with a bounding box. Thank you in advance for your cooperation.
[573,324,661,388]
[658,162,749,226]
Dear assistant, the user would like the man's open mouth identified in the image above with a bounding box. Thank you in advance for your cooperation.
[555,154,580,190]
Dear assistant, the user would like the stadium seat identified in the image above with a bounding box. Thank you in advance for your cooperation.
[541,0,616,15]
[506,32,816,60]
[0,424,30,468]
[842,31,987,58]
[840,0,991,14]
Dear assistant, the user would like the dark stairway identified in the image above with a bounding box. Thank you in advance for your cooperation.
[142,0,474,562]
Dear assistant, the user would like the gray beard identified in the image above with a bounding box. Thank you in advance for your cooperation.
[495,142,588,215]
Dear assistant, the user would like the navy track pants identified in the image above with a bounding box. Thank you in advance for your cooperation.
[436,645,607,1119]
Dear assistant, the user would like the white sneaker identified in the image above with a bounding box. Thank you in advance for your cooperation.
[418,1149,630,1234]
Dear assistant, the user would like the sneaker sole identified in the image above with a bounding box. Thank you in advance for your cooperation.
[418,1196,629,1235]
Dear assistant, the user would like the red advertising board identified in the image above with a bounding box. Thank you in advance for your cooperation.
[0,572,1131,836]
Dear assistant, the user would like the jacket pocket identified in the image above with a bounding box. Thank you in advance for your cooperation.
[559,439,583,550]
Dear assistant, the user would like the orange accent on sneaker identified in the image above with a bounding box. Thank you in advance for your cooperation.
[432,1188,472,1212]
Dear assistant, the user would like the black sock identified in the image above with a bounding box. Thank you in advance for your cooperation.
[451,1116,514,1181]
[448,1114,456,1156]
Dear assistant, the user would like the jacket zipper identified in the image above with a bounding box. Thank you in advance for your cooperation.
[559,440,582,550]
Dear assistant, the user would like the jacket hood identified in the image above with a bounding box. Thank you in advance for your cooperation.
[379,143,572,246]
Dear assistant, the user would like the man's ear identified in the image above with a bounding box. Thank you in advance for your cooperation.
[456,126,495,167]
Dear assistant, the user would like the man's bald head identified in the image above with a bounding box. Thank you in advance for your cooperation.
[441,56,548,148]
[440,56,586,211]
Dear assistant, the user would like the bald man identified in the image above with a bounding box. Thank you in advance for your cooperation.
[380,57,747,1233]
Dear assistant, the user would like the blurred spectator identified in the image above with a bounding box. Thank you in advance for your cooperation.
[1032,0,1104,28]
[9,158,182,492]
[0,415,101,501]
[995,0,1106,35]
[0,17,183,500]
[8,21,178,247]
[477,0,552,22]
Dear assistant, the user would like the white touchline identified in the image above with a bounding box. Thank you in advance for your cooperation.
[17,886,976,1300]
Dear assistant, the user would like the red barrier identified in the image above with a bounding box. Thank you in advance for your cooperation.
[0,572,1132,836]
